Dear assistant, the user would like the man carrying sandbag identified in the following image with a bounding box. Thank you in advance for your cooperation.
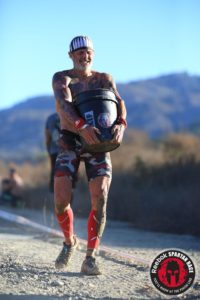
[52,35,127,275]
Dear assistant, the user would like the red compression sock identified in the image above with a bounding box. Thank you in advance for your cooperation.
[87,209,99,249]
[56,207,74,240]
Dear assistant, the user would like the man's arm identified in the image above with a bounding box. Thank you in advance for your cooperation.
[52,72,100,144]
[101,73,127,120]
[52,72,82,129]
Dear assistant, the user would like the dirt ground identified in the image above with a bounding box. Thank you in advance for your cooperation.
[0,206,200,300]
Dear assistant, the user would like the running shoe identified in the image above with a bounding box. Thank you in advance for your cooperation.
[81,256,101,275]
[55,237,78,269]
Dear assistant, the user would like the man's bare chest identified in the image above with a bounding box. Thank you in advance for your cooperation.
[69,76,104,98]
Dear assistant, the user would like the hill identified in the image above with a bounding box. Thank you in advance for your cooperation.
[0,96,55,161]
[118,72,200,136]
[0,72,200,161]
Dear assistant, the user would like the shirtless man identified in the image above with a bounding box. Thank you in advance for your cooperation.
[52,36,127,275]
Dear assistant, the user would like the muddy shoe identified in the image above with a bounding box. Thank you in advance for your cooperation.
[55,237,78,270]
[81,256,102,275]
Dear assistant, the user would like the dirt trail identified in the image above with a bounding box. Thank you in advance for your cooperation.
[0,206,200,300]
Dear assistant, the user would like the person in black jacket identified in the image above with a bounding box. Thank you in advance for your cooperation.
[45,113,60,193]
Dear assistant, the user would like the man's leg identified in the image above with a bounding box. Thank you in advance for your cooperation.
[81,152,112,275]
[81,175,111,275]
[54,149,79,269]
[87,175,111,256]
[54,176,74,245]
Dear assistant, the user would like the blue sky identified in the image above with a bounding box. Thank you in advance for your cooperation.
[0,0,200,109]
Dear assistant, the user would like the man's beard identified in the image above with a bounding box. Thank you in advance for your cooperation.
[74,61,93,71]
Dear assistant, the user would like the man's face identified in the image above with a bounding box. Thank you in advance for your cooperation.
[69,48,94,71]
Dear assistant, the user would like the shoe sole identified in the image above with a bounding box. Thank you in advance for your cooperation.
[81,262,102,276]
[81,268,102,276]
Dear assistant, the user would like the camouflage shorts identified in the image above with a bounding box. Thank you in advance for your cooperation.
[54,130,112,182]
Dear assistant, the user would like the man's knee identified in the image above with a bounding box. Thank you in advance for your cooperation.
[92,186,108,201]
[91,177,111,200]
[54,176,72,213]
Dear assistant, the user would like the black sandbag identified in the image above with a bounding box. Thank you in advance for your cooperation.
[74,89,120,152]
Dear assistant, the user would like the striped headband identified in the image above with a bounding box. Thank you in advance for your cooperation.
[69,36,94,53]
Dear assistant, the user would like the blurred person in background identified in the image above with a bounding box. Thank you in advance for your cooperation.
[0,178,12,205]
[45,112,60,193]
[52,35,127,275]
[0,168,24,207]
[45,112,78,196]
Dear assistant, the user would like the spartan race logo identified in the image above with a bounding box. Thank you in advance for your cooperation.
[98,113,112,128]
[150,249,195,296]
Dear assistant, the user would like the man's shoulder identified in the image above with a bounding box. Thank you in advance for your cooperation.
[92,71,114,89]
[52,70,72,80]
[93,71,112,79]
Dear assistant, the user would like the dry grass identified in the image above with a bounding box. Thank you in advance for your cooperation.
[111,130,164,171]
[1,130,200,236]
[161,133,200,162]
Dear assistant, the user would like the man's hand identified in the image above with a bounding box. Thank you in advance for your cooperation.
[79,126,101,145]
[111,124,126,144]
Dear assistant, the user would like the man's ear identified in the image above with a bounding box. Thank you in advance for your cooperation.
[68,52,72,59]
